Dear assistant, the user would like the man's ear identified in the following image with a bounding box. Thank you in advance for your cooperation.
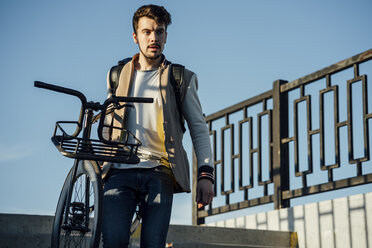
[133,32,138,44]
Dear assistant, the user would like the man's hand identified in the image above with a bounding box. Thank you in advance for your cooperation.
[196,178,214,209]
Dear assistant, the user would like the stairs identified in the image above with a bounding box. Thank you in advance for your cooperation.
[0,214,297,248]
[130,224,297,248]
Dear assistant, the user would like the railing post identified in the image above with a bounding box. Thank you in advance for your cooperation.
[272,79,290,209]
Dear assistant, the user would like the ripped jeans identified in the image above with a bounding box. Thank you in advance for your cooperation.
[102,167,174,248]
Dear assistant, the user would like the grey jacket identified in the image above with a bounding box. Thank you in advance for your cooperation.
[105,54,213,193]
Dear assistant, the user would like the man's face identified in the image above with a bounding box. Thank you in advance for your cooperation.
[133,17,167,61]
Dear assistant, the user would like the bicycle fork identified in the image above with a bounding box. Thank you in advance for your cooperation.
[62,108,94,234]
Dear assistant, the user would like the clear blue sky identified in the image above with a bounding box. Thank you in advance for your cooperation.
[0,0,371,225]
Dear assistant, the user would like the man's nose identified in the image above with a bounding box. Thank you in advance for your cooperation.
[150,31,157,41]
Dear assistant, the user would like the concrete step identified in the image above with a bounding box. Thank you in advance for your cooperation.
[131,224,297,248]
[167,225,295,247]
[0,214,297,248]
[168,242,292,248]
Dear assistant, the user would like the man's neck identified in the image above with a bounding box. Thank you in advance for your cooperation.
[135,54,162,71]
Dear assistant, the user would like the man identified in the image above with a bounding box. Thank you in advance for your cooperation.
[102,4,214,247]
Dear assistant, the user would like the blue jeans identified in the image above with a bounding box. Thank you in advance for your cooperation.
[102,166,174,248]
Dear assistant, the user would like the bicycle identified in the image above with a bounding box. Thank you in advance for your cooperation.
[34,81,153,248]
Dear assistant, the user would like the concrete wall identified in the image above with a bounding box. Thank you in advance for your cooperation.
[0,214,296,248]
[207,192,372,248]
[0,214,54,248]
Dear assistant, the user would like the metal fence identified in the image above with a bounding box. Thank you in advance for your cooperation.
[192,49,372,225]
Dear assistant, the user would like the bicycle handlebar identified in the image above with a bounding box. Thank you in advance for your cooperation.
[35,80,154,142]
[35,81,88,137]
[34,81,153,106]
[34,81,87,104]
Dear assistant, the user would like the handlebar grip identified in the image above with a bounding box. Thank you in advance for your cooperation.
[114,96,154,104]
[34,81,87,104]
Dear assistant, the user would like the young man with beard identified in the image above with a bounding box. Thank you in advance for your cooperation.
[101,4,214,247]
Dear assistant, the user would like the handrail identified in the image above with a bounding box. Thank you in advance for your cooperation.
[193,48,372,225]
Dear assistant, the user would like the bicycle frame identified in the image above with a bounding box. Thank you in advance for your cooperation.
[35,80,153,246]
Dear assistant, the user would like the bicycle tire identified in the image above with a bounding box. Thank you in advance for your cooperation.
[51,160,103,248]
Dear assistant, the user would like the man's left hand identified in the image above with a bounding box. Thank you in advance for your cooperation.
[196,178,214,209]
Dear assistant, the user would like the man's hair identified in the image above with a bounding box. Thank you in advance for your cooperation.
[132,4,172,34]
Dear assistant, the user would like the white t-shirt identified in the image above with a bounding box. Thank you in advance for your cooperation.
[112,69,167,169]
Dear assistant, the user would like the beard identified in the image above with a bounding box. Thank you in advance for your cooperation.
[138,44,162,61]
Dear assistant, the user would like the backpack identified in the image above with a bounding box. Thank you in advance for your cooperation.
[109,58,187,133]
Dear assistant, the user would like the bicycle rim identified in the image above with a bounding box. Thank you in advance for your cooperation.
[51,160,103,248]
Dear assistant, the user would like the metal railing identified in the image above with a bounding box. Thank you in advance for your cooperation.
[192,48,372,225]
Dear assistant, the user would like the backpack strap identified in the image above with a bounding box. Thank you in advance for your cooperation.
[170,64,186,133]
[108,58,132,95]
[106,58,131,140]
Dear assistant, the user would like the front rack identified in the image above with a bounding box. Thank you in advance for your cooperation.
[52,121,141,164]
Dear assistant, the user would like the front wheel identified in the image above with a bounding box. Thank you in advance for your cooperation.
[51,160,103,248]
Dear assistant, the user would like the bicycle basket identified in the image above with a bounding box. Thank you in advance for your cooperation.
[51,121,141,164]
